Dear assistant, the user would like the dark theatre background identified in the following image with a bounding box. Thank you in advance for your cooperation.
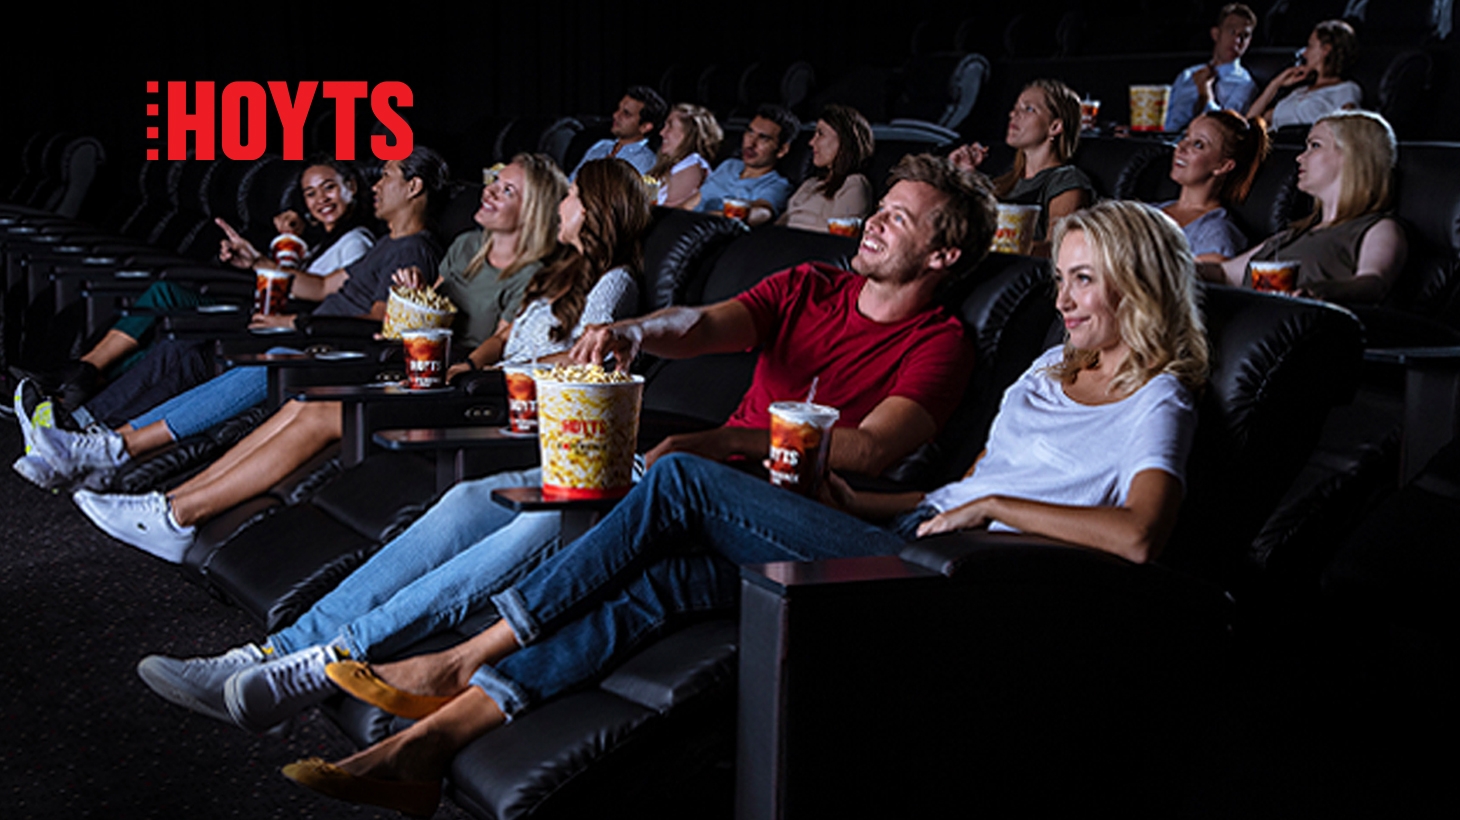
[2,1,1455,818]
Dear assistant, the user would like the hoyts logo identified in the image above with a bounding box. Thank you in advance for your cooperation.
[145,81,413,161]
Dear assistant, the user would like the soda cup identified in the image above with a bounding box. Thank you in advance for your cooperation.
[503,365,540,435]
[768,401,840,496]
[253,267,293,316]
[722,198,751,221]
[989,204,1042,255]
[1080,98,1101,131]
[269,233,308,270]
[401,329,452,389]
[827,217,863,237]
[1249,260,1300,294]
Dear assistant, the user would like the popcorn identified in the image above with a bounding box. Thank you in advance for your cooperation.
[533,364,635,384]
[536,371,643,500]
[381,285,457,339]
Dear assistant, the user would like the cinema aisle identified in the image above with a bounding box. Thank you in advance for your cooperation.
[0,424,472,820]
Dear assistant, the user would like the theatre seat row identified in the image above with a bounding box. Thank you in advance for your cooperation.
[127,215,1358,818]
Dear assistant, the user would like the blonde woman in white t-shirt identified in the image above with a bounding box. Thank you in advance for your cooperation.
[648,103,723,210]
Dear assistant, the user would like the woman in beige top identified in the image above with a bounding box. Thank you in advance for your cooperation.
[778,104,875,233]
[649,103,723,210]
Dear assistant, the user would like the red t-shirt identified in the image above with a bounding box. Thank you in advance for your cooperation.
[727,262,972,430]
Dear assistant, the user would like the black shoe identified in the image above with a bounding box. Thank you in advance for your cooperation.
[8,364,66,395]
[56,362,100,412]
[17,379,80,432]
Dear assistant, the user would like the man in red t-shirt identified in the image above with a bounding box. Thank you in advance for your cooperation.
[575,153,998,476]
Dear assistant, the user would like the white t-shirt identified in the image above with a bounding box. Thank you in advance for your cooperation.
[502,266,639,363]
[923,347,1197,532]
[657,153,712,206]
[304,226,374,276]
[1271,81,1363,130]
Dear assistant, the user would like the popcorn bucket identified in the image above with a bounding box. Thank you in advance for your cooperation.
[990,204,1042,255]
[1129,85,1171,132]
[381,287,457,340]
[536,372,644,500]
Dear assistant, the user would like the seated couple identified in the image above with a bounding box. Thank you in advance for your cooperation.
[142,176,1205,817]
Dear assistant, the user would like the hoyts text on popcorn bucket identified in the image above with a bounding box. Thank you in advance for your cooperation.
[144,81,413,161]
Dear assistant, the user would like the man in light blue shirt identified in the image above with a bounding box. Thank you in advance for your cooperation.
[1164,4,1260,132]
[569,86,667,180]
[696,104,798,226]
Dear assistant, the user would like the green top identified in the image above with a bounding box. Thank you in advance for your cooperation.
[436,230,541,348]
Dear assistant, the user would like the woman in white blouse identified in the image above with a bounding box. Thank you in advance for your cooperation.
[1248,19,1362,130]
[648,103,723,209]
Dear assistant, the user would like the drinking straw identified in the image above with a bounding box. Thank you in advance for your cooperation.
[806,376,819,405]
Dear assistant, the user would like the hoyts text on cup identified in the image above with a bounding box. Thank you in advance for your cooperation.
[145,81,413,161]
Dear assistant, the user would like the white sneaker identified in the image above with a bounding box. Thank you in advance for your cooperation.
[137,644,269,725]
[30,422,127,482]
[73,489,196,563]
[13,453,63,490]
[225,645,340,733]
[14,379,49,456]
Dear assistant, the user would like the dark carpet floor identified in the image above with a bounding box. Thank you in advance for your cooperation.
[0,423,472,819]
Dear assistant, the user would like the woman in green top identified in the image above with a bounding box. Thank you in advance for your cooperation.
[949,78,1095,256]
[395,153,569,348]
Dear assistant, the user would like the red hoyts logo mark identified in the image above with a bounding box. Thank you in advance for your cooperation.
[144,80,413,161]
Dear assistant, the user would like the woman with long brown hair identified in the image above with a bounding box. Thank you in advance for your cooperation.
[777,103,875,232]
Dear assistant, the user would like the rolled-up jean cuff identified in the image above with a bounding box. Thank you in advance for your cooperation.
[72,406,97,429]
[335,626,370,662]
[490,587,540,647]
[469,664,530,720]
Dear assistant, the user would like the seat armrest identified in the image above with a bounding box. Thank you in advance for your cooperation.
[736,534,1233,818]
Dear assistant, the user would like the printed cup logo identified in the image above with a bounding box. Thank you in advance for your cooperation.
[269,233,308,270]
[768,401,840,497]
[722,198,751,221]
[253,268,293,316]
[1129,85,1171,132]
[144,80,413,162]
[536,375,643,500]
[1249,260,1300,294]
[401,329,452,389]
[989,204,1041,255]
[503,366,539,435]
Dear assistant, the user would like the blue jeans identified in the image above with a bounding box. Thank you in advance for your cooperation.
[124,346,302,439]
[268,467,565,661]
[476,453,919,717]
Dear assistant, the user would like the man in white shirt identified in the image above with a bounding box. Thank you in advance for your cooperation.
[569,86,666,180]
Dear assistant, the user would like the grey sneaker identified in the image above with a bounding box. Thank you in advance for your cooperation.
[225,644,340,733]
[31,422,127,482]
[13,453,63,490]
[137,644,269,725]
[73,490,195,563]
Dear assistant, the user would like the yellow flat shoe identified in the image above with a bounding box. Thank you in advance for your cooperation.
[325,660,457,719]
[281,757,440,817]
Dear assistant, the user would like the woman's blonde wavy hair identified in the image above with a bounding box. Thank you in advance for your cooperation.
[465,153,568,281]
[649,104,723,180]
[1048,200,1209,396]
